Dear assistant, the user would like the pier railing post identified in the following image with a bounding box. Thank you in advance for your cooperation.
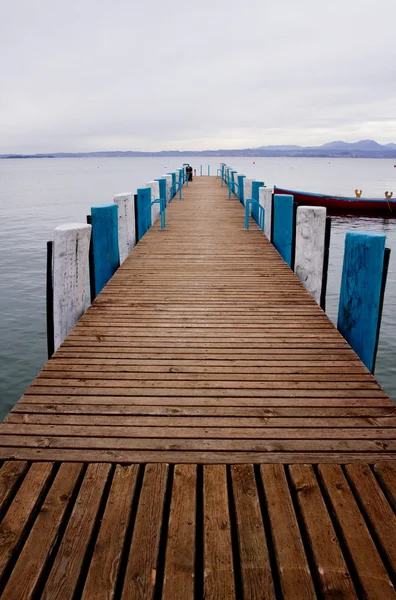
[231,171,237,194]
[259,187,273,240]
[113,192,135,264]
[273,194,294,267]
[146,181,160,222]
[46,241,54,358]
[136,187,152,241]
[251,181,264,225]
[238,175,246,204]
[294,206,326,304]
[243,178,254,210]
[337,232,389,372]
[162,174,172,205]
[91,205,119,298]
[52,223,91,351]
[167,172,176,199]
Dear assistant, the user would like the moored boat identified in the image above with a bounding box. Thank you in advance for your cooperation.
[273,186,396,213]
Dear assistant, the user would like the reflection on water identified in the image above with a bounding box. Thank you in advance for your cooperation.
[0,156,395,420]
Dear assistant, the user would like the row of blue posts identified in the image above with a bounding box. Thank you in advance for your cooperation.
[87,167,188,302]
[221,164,390,374]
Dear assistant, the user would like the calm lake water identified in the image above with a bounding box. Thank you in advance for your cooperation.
[1,156,396,419]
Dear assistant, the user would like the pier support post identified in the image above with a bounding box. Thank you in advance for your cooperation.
[167,172,176,199]
[244,178,254,209]
[52,223,91,351]
[273,194,294,267]
[294,206,326,304]
[146,181,160,222]
[136,187,152,241]
[259,187,273,240]
[91,205,120,298]
[251,181,264,226]
[162,174,172,205]
[113,192,135,264]
[238,175,246,204]
[337,232,389,372]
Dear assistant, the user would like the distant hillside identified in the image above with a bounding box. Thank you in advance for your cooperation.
[2,139,396,159]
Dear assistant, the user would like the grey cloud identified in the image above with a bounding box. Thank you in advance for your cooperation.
[1,0,396,152]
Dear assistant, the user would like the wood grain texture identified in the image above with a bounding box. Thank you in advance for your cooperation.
[82,464,139,600]
[288,464,358,598]
[162,464,196,600]
[204,465,235,599]
[121,463,168,599]
[260,464,316,598]
[0,462,53,580]
[231,464,275,599]
[42,463,111,600]
[1,462,83,600]
[318,464,396,599]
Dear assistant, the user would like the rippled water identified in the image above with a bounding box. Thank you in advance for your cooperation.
[1,156,395,419]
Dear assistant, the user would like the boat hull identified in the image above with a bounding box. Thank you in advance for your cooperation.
[273,187,396,214]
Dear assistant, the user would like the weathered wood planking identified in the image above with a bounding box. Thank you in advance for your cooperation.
[0,460,395,598]
[0,175,395,465]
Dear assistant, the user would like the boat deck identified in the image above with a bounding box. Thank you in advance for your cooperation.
[1,177,396,597]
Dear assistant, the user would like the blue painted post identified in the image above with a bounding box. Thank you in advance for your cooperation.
[231,171,237,194]
[136,187,152,241]
[221,165,225,180]
[252,181,264,226]
[91,204,120,297]
[155,177,167,202]
[273,194,294,267]
[208,165,211,176]
[337,232,387,372]
[238,175,246,204]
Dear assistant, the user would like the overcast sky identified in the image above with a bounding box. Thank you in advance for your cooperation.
[1,0,396,152]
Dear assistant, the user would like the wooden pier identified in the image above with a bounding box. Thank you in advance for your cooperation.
[1,177,396,598]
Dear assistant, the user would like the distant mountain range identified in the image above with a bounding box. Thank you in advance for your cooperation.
[2,140,396,159]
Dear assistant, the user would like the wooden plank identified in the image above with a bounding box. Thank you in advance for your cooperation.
[42,463,111,599]
[0,462,53,581]
[318,464,396,598]
[260,464,316,598]
[345,464,396,578]
[1,448,396,464]
[11,403,396,417]
[231,464,275,598]
[3,423,396,441]
[1,463,83,600]
[0,461,28,515]
[162,464,196,600]
[2,434,396,453]
[82,464,139,600]
[204,465,235,598]
[288,464,358,597]
[121,463,168,599]
[374,462,396,510]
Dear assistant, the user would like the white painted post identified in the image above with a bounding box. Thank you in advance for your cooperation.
[162,174,172,205]
[243,178,254,212]
[146,180,160,222]
[113,192,135,264]
[259,187,273,240]
[53,223,91,351]
[294,206,327,304]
